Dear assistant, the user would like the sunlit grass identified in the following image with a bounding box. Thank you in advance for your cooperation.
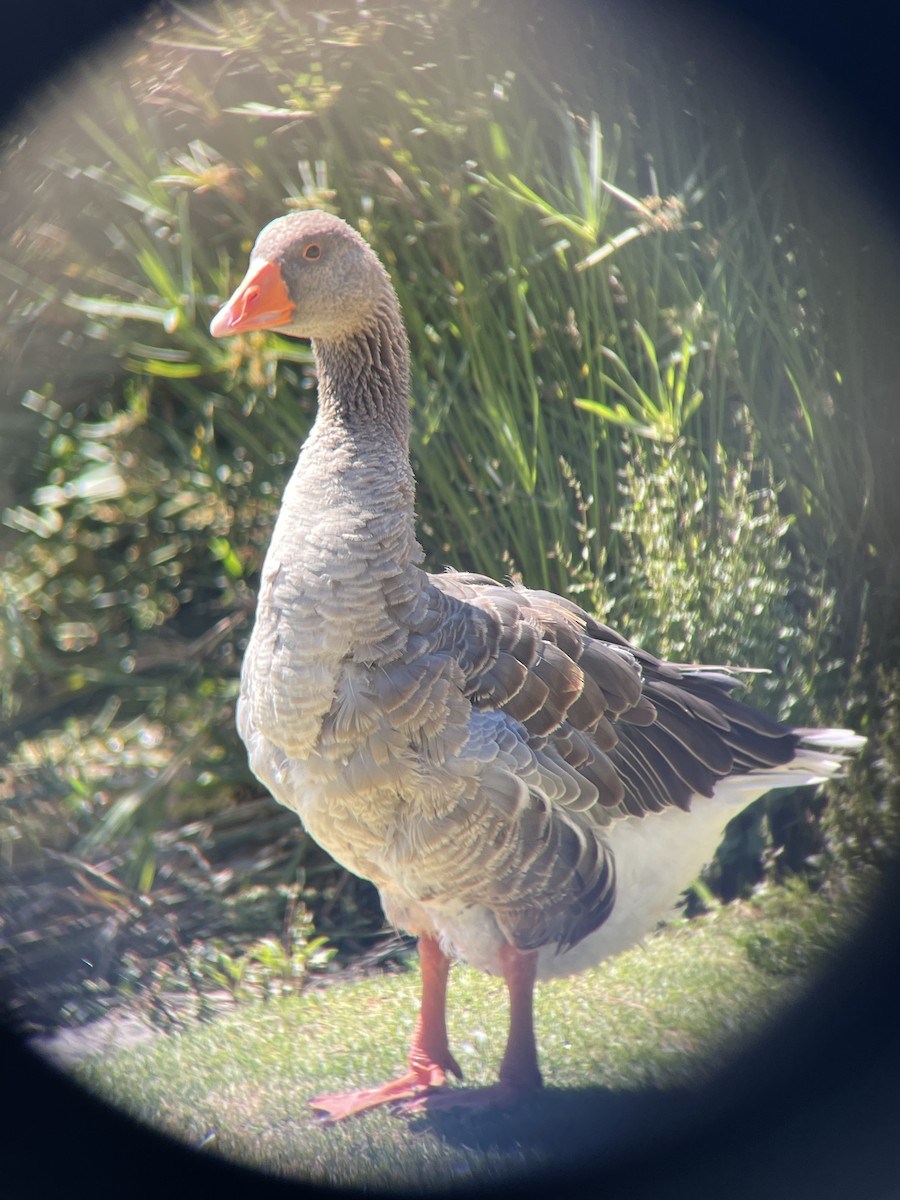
[68,885,856,1191]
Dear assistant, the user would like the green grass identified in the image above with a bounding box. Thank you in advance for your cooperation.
[68,885,856,1192]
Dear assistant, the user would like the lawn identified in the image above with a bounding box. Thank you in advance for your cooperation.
[65,884,856,1193]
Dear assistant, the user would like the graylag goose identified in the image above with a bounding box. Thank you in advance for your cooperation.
[210,210,862,1120]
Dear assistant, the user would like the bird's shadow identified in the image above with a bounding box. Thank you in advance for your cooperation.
[400,1082,701,1169]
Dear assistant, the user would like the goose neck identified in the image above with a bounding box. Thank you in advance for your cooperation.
[312,298,411,446]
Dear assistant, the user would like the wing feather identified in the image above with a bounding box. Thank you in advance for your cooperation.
[413,570,799,950]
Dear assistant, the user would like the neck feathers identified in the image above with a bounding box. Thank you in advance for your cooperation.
[314,292,410,446]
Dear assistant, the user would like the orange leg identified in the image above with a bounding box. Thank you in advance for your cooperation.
[310,934,462,1122]
[399,942,543,1115]
[497,942,543,1092]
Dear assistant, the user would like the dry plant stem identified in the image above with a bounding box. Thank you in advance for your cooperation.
[310,935,461,1121]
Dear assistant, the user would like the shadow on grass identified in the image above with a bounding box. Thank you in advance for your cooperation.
[402,1083,701,1169]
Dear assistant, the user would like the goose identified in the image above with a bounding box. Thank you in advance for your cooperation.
[210,210,863,1120]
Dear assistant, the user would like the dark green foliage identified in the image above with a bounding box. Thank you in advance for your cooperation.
[823,666,900,873]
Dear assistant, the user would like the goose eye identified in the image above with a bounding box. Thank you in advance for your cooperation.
[304,243,322,260]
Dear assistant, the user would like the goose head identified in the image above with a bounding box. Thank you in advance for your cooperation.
[209,210,395,343]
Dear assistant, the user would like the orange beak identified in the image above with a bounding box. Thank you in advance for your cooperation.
[209,259,294,337]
